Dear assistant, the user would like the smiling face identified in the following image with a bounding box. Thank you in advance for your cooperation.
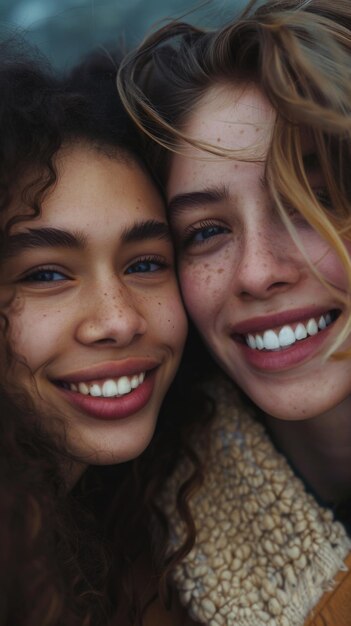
[0,143,187,474]
[167,82,351,421]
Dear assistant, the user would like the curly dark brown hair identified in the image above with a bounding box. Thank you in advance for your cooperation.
[0,37,214,626]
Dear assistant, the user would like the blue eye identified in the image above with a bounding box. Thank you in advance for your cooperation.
[193,225,227,242]
[23,269,67,282]
[126,257,166,274]
[183,221,230,246]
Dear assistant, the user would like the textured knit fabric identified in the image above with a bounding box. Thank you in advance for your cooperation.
[158,378,351,626]
[304,551,351,625]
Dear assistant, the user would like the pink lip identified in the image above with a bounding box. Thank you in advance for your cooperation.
[56,368,157,421]
[231,306,335,335]
[236,322,334,371]
[55,358,159,384]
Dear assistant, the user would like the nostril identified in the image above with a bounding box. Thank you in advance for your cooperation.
[95,337,116,345]
[267,281,289,291]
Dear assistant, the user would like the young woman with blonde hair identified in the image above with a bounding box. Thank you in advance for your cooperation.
[118,1,351,624]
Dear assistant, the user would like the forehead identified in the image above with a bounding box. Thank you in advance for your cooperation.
[181,82,275,152]
[4,143,164,233]
[167,83,275,198]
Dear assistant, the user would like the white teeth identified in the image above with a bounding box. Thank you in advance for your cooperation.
[69,373,146,396]
[255,334,264,350]
[117,376,131,395]
[102,379,118,397]
[263,330,280,350]
[131,375,140,389]
[90,383,102,397]
[306,318,318,336]
[245,312,334,352]
[318,316,326,330]
[247,334,256,349]
[78,382,89,395]
[278,325,296,347]
[295,323,307,340]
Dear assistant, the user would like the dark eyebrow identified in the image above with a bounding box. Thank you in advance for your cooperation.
[121,219,171,243]
[2,227,86,260]
[167,185,229,218]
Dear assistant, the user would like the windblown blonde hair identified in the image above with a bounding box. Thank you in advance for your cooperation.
[118,0,351,357]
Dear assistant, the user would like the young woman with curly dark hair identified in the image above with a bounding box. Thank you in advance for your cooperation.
[0,41,211,626]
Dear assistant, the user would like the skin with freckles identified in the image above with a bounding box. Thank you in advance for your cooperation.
[0,142,187,483]
[167,84,351,500]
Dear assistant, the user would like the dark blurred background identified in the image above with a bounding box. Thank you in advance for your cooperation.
[0,0,248,69]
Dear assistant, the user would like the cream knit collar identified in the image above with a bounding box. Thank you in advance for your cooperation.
[158,379,351,626]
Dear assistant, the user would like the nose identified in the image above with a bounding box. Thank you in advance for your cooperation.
[75,278,147,347]
[236,228,302,300]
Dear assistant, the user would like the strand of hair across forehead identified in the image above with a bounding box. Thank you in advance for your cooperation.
[118,23,265,160]
[118,9,351,163]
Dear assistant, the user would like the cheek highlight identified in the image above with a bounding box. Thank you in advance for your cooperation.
[179,263,222,328]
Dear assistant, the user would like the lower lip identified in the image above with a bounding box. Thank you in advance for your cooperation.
[56,370,157,421]
[236,323,334,371]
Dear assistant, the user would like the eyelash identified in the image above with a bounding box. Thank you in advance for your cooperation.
[21,266,68,283]
[125,255,169,274]
[180,220,230,247]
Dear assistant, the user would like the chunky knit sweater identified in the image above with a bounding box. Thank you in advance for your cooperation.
[158,379,351,626]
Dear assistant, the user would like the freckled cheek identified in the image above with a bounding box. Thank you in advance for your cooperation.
[140,289,188,348]
[165,296,188,346]
[179,260,229,325]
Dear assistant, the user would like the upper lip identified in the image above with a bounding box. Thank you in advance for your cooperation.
[54,358,160,384]
[231,306,336,335]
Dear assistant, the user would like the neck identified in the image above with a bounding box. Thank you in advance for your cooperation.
[265,398,351,505]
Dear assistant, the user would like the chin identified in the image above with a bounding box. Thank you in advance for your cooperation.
[73,426,156,467]
[250,392,337,422]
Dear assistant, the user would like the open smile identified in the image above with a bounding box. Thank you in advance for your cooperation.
[231,308,341,371]
[56,372,146,397]
[52,360,160,420]
[242,309,339,352]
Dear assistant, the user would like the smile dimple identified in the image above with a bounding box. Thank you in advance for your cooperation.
[56,373,146,398]
[242,310,339,352]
